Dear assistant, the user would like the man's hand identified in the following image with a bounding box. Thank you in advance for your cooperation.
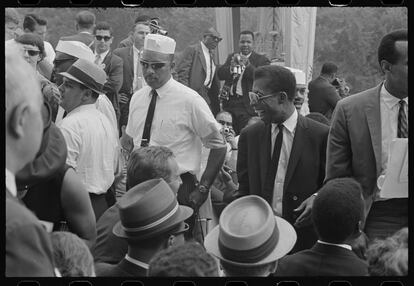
[293,194,316,228]
[120,125,133,153]
[224,128,237,149]
[351,231,369,260]
[188,186,209,210]
[119,93,129,104]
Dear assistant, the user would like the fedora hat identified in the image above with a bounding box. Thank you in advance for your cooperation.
[59,58,106,94]
[55,40,95,63]
[204,195,297,266]
[113,178,193,241]
[141,34,176,63]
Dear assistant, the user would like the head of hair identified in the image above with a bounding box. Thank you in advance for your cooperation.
[93,21,113,36]
[220,260,277,277]
[75,10,96,30]
[254,65,296,101]
[320,62,338,76]
[148,242,219,277]
[216,110,234,121]
[240,30,254,41]
[306,112,330,126]
[126,146,175,190]
[366,228,408,276]
[23,14,47,31]
[51,231,95,277]
[15,33,46,61]
[134,15,151,24]
[312,178,364,243]
[6,8,20,25]
[377,29,408,67]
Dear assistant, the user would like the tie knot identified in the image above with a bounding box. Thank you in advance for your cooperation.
[152,90,158,97]
[399,100,406,107]
[278,124,284,131]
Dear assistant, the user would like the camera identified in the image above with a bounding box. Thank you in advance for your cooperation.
[223,127,230,134]
[149,19,168,36]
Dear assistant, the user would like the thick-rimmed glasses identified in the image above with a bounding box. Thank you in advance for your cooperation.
[248,91,279,105]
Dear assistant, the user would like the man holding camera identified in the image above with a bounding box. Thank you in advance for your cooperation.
[217,30,270,134]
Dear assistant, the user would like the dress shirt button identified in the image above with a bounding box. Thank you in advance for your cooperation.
[292,195,298,201]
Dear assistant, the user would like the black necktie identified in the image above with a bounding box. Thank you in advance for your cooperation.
[397,100,408,138]
[263,124,284,203]
[141,90,158,147]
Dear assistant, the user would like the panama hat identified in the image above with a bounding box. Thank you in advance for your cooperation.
[113,178,193,241]
[55,40,95,62]
[204,195,297,266]
[59,58,106,94]
[141,34,176,63]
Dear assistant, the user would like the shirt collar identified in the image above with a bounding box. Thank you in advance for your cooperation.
[381,83,408,109]
[95,49,109,60]
[153,76,174,99]
[125,254,149,270]
[133,45,142,55]
[79,31,92,35]
[317,240,352,251]
[272,108,298,134]
[200,41,210,54]
[67,103,97,116]
[6,168,17,197]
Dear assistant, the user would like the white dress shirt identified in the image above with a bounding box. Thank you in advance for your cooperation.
[132,45,147,92]
[43,41,55,65]
[378,84,408,200]
[126,77,224,175]
[271,109,298,215]
[233,52,251,96]
[6,168,17,197]
[94,49,109,66]
[57,104,118,195]
[200,41,215,88]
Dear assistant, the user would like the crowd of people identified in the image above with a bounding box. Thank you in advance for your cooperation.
[5,8,408,277]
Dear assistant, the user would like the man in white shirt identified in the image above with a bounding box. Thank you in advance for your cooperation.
[326,29,408,258]
[57,58,118,221]
[121,34,227,241]
[5,44,56,277]
[176,27,222,115]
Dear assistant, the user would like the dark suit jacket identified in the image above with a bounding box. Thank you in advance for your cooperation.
[308,76,341,120]
[96,258,147,277]
[325,84,383,228]
[101,51,123,120]
[113,46,134,97]
[233,115,329,251]
[217,51,270,115]
[275,242,368,276]
[92,204,127,265]
[176,42,220,116]
[6,190,55,277]
[60,32,95,49]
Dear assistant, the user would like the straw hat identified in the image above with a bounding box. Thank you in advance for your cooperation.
[113,178,193,241]
[59,58,106,94]
[204,195,297,266]
[141,34,176,63]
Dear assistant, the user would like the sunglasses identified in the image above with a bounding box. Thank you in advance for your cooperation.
[24,49,41,56]
[218,120,233,127]
[210,36,222,43]
[140,61,167,70]
[248,91,280,105]
[95,35,111,42]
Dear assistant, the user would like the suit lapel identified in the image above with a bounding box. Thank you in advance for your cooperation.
[260,123,272,194]
[102,51,111,71]
[284,115,306,192]
[128,47,134,79]
[197,43,207,72]
[364,84,382,176]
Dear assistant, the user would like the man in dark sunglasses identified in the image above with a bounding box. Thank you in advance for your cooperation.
[93,21,123,123]
[228,65,329,254]
[176,27,222,116]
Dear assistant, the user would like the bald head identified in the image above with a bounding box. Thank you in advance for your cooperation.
[6,45,44,173]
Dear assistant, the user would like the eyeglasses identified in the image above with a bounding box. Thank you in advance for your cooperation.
[248,91,279,105]
[95,35,111,42]
[210,36,222,43]
[24,49,41,56]
[140,61,167,70]
[218,120,233,127]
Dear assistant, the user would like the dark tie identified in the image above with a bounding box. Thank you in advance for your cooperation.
[397,100,408,138]
[231,75,240,96]
[263,124,284,203]
[206,51,214,87]
[141,89,158,147]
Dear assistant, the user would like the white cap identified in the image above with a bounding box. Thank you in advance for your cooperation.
[144,34,176,55]
[285,67,306,87]
[55,40,95,63]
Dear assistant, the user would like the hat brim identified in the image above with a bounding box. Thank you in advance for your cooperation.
[112,205,193,241]
[204,216,297,267]
[59,72,103,95]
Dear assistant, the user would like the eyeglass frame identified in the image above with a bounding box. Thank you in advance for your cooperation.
[208,35,222,43]
[23,48,41,57]
[248,90,285,105]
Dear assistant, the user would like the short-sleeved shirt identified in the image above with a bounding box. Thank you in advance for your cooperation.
[57,104,118,194]
[126,77,224,175]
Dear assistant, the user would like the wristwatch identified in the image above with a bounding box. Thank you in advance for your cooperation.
[198,184,210,194]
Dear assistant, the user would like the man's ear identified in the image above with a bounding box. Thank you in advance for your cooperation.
[278,91,287,104]
[170,61,176,70]
[8,104,28,139]
[380,60,392,75]
[80,88,93,103]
